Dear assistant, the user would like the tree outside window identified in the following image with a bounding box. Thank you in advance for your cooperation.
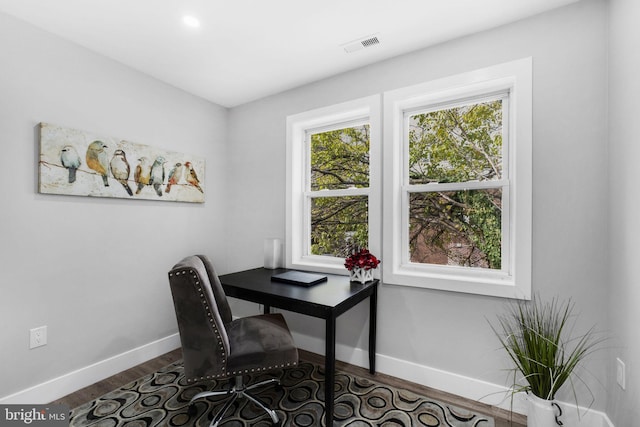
[309,124,370,257]
[289,62,530,297]
[407,99,504,270]
[306,98,504,270]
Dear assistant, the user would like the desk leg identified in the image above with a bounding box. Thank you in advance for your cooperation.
[369,286,377,374]
[325,314,336,427]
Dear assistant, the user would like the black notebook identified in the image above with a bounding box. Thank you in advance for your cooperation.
[271,271,328,287]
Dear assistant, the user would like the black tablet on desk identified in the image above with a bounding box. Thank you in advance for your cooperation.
[271,271,328,287]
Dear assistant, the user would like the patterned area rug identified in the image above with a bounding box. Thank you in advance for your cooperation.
[70,360,494,427]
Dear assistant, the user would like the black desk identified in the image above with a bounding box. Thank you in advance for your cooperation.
[218,267,378,427]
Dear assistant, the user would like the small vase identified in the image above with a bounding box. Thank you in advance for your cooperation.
[527,394,561,427]
[349,268,374,284]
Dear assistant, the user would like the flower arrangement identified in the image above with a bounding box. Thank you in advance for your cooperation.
[344,249,380,271]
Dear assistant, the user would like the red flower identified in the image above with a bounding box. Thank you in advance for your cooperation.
[344,249,380,271]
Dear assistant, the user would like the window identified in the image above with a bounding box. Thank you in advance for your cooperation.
[383,58,532,299]
[406,96,508,270]
[286,59,531,298]
[309,123,370,257]
[286,96,381,274]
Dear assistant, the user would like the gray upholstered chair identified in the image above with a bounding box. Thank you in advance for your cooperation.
[168,255,298,427]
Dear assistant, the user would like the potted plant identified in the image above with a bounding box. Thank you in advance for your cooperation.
[490,296,601,427]
[344,248,380,283]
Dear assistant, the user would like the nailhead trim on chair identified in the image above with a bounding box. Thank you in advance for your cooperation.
[170,268,228,381]
[170,268,298,384]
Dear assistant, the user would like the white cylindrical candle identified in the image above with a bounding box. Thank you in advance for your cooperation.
[264,238,283,269]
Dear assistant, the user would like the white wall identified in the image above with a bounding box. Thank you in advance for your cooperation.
[0,12,228,399]
[608,0,640,424]
[228,0,610,414]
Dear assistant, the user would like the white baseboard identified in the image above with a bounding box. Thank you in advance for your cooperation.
[602,413,615,427]
[291,331,614,427]
[0,333,181,405]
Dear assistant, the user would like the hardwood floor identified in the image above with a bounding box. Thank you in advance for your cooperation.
[52,349,525,427]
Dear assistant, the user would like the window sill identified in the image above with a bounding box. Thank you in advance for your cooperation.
[383,264,529,300]
[288,255,350,276]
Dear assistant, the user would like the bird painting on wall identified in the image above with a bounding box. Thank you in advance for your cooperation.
[86,141,110,187]
[110,149,133,196]
[134,156,151,195]
[39,122,205,203]
[184,161,203,193]
[165,162,184,193]
[150,156,166,197]
[60,145,81,183]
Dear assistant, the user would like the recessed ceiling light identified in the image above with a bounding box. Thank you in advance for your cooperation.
[183,15,200,28]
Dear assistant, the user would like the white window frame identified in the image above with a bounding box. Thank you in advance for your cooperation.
[383,58,532,299]
[286,95,381,275]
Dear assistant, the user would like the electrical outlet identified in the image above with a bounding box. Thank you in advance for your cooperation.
[616,358,626,390]
[29,326,47,349]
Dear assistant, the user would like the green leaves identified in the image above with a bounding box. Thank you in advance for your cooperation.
[307,100,504,266]
[310,125,370,190]
[491,296,602,401]
[309,125,370,256]
[310,196,368,257]
[409,101,503,184]
[309,125,370,257]
[409,189,502,269]
[408,100,504,269]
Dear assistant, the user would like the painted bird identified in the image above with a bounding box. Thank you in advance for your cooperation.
[60,145,81,183]
[86,141,109,187]
[165,162,184,193]
[134,156,151,195]
[150,156,166,197]
[110,149,133,196]
[184,161,203,193]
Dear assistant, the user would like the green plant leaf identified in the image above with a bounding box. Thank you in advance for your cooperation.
[489,295,603,403]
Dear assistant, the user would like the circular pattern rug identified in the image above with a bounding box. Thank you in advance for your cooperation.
[69,360,494,427]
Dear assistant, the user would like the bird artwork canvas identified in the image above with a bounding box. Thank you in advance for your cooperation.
[38,123,205,203]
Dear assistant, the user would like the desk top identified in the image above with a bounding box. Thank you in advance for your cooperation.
[219,267,378,318]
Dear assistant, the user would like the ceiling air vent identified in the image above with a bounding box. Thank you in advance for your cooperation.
[342,35,381,53]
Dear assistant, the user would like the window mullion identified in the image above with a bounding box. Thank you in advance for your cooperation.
[404,180,508,193]
[401,187,411,266]
[306,188,370,198]
[501,95,511,276]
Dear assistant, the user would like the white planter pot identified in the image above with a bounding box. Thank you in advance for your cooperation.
[527,394,561,427]
[349,268,374,284]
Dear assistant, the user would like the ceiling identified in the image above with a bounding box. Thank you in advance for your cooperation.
[0,0,579,107]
